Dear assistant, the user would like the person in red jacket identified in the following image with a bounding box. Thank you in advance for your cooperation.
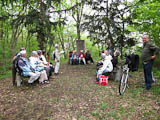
[79,50,86,64]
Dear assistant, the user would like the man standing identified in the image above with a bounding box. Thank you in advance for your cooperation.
[141,34,158,90]
[54,44,64,75]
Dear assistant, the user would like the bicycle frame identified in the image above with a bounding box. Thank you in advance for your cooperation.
[119,64,130,95]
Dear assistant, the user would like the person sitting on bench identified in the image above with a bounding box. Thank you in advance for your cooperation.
[85,50,94,64]
[79,50,86,64]
[29,51,49,84]
[111,51,120,68]
[18,50,40,84]
[71,51,79,65]
[96,50,113,81]
[68,51,73,64]
[37,50,50,77]
[12,47,26,85]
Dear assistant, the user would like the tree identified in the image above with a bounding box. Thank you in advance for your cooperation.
[71,0,85,41]
[131,0,160,46]
[83,0,136,57]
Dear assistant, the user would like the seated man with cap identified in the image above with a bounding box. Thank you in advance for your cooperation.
[18,50,40,84]
[12,47,26,85]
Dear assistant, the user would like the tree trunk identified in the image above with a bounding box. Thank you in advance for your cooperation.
[58,32,66,58]
[38,0,45,50]
[77,21,81,41]
[76,1,81,41]
[10,25,22,57]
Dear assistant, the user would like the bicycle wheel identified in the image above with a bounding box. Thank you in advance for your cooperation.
[119,72,128,95]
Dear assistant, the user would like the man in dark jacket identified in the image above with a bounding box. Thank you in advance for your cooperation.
[85,50,94,64]
[141,34,158,90]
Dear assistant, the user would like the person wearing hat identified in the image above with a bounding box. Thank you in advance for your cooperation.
[18,50,40,84]
[12,47,26,85]
[78,50,86,64]
[54,44,64,75]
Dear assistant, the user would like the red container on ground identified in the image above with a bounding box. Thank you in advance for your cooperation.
[99,75,108,86]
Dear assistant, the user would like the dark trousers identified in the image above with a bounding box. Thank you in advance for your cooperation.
[85,57,94,64]
[72,59,79,65]
[143,61,153,90]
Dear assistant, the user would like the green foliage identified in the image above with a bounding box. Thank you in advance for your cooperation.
[0,0,160,76]
[84,37,100,60]
[131,0,160,45]
[83,0,138,57]
[0,70,11,79]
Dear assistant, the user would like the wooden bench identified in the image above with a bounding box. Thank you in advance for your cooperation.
[102,65,122,81]
[12,67,29,87]
[16,74,29,86]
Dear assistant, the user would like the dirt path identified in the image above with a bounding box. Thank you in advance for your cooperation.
[0,63,159,120]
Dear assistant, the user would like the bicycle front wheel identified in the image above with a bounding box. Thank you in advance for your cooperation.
[119,72,128,95]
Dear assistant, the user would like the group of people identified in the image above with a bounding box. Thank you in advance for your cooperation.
[96,33,159,91]
[12,48,54,85]
[69,50,94,65]
[11,33,158,91]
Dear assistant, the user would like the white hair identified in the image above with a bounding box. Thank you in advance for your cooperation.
[55,44,59,48]
[20,50,26,55]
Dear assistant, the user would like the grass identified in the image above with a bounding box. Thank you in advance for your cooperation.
[0,63,160,120]
[0,70,12,79]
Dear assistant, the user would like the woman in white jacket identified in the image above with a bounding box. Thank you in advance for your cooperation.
[97,51,113,80]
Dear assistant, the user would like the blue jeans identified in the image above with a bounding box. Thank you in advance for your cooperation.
[143,60,153,90]
[97,69,109,81]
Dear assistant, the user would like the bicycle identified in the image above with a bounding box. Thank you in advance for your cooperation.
[119,64,130,95]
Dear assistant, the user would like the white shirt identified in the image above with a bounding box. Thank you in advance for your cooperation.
[99,55,113,73]
[41,55,48,65]
[54,48,60,62]
[29,56,39,69]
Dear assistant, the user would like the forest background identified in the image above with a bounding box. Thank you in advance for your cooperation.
[0,0,160,78]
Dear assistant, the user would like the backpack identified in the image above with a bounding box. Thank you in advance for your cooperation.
[51,51,55,60]
[13,56,24,75]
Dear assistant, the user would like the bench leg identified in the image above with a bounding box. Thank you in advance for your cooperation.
[16,75,22,87]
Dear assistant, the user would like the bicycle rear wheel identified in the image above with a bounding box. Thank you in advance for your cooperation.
[119,72,128,95]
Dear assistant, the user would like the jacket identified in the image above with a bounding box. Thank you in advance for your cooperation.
[98,56,113,74]
[18,57,33,76]
[141,41,158,63]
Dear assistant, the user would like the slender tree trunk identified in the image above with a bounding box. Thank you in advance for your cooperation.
[10,25,22,57]
[77,19,81,41]
[71,36,75,50]
[38,0,45,50]
[0,21,4,52]
[120,15,125,59]
[58,32,66,58]
[6,22,9,44]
